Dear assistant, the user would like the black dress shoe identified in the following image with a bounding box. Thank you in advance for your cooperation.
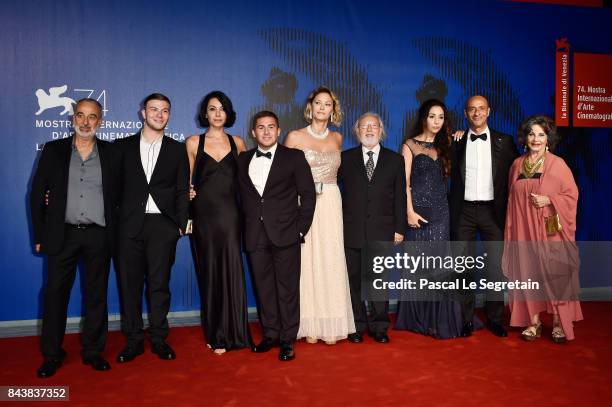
[82,355,111,371]
[37,359,62,378]
[460,322,474,338]
[151,341,176,360]
[487,322,508,337]
[279,342,295,361]
[252,338,278,353]
[116,343,144,363]
[347,333,363,343]
[370,332,390,343]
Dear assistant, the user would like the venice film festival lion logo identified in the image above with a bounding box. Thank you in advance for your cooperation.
[35,85,75,115]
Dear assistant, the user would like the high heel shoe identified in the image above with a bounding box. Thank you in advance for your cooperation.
[305,337,318,344]
[324,340,336,345]
[207,343,227,354]
[521,323,542,341]
[551,325,567,344]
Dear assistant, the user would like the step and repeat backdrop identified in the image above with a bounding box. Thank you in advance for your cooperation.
[1,0,610,322]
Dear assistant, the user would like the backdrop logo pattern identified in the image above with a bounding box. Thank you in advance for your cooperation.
[35,85,75,116]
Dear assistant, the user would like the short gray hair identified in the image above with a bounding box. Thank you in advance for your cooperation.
[352,112,387,141]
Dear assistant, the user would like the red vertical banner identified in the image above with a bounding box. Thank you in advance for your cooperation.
[555,38,570,126]
[573,53,612,128]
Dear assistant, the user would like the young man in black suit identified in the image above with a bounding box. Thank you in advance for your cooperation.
[114,93,189,362]
[30,98,120,377]
[339,112,406,344]
[450,95,519,338]
[236,110,316,361]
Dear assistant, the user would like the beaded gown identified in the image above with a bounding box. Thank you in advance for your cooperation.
[191,134,252,350]
[296,150,356,342]
[395,139,463,339]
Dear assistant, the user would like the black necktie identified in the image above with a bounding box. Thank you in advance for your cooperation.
[256,150,272,159]
[470,133,487,142]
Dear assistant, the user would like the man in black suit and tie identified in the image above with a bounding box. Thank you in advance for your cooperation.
[450,95,518,338]
[339,112,406,344]
[30,98,120,377]
[114,93,189,362]
[236,110,316,361]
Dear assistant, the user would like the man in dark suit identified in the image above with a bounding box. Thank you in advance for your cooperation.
[114,93,189,362]
[339,112,406,344]
[450,95,519,338]
[30,98,120,377]
[236,110,316,361]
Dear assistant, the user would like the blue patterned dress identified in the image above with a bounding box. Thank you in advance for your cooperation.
[395,139,463,339]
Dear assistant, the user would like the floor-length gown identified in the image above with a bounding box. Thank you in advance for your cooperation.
[297,150,355,342]
[191,134,252,350]
[503,154,583,340]
[395,139,463,339]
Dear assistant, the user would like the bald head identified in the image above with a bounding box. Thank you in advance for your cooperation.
[465,95,489,109]
[75,98,103,118]
[464,95,491,132]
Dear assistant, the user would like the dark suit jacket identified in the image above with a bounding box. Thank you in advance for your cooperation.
[338,146,407,249]
[115,132,190,238]
[30,136,120,255]
[449,129,519,236]
[236,144,316,252]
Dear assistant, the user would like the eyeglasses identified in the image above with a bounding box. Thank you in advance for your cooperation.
[74,113,99,121]
[359,123,380,130]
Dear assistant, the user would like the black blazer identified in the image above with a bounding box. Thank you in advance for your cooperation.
[338,146,407,249]
[115,132,190,238]
[30,136,121,255]
[236,144,316,252]
[449,129,518,236]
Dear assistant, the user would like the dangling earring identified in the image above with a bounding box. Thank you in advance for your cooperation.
[523,145,527,154]
[545,145,549,152]
[330,112,335,124]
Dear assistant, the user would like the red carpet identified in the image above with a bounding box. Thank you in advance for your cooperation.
[2,302,612,406]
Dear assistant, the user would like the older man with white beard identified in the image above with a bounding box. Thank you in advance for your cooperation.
[30,98,121,378]
[338,112,406,344]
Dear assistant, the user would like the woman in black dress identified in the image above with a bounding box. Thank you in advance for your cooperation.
[395,99,463,339]
[186,91,251,354]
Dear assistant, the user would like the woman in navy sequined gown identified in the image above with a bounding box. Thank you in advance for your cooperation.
[395,99,463,339]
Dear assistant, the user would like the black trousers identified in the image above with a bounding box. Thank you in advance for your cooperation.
[344,247,389,334]
[41,225,110,360]
[248,226,300,343]
[455,201,505,325]
[118,214,179,345]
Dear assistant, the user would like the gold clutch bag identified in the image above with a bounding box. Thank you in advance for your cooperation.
[545,213,563,235]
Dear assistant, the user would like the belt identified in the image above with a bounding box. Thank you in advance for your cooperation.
[65,223,100,230]
[464,200,493,205]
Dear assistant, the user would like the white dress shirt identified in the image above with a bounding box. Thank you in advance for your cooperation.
[362,143,381,169]
[140,134,163,213]
[249,143,278,196]
[464,127,494,201]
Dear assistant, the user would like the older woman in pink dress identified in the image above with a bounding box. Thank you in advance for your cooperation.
[502,115,582,343]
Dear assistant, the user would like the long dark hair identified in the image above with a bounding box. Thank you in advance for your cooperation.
[403,99,451,177]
